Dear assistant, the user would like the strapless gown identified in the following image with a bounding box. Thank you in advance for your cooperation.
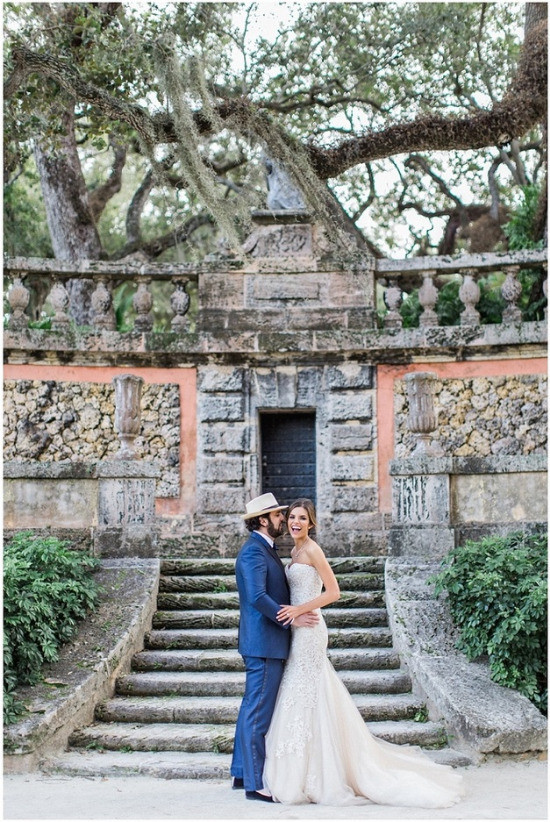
[263,562,465,807]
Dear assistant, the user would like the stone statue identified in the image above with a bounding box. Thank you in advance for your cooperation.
[264,158,306,211]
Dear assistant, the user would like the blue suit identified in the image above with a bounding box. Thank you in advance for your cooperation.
[231,531,291,791]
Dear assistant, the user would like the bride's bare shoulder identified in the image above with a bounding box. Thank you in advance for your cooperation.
[307,538,324,556]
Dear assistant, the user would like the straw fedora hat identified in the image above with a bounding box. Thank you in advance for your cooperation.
[242,493,288,520]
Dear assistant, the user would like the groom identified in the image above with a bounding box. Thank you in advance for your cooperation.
[230,493,319,802]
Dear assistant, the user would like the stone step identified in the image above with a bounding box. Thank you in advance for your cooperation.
[152,607,388,630]
[160,559,237,576]
[115,669,412,698]
[96,693,427,725]
[69,718,446,755]
[131,647,401,673]
[144,625,394,650]
[145,629,239,650]
[157,592,241,611]
[328,626,393,648]
[159,556,386,576]
[160,576,238,594]
[158,572,385,594]
[70,722,236,754]
[156,590,385,611]
[44,746,471,780]
[333,573,385,591]
[364,720,448,748]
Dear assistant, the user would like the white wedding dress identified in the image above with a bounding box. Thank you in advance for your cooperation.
[263,562,465,807]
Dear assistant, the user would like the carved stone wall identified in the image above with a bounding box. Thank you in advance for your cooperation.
[394,374,547,457]
[194,362,384,555]
[3,380,180,497]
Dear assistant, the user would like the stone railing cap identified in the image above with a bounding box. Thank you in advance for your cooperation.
[390,453,547,476]
[96,460,161,478]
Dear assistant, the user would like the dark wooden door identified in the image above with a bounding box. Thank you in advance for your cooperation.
[260,412,316,506]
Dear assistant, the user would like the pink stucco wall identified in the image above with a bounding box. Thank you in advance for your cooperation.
[3,364,197,516]
[376,358,548,513]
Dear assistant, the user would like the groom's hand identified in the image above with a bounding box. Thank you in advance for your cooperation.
[292,611,319,628]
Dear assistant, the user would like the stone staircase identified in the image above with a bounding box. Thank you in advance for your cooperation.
[44,556,470,778]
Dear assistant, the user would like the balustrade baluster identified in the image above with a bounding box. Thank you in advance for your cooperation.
[49,278,71,329]
[383,279,403,330]
[133,277,154,332]
[418,270,439,327]
[91,276,116,330]
[501,265,522,323]
[459,268,481,325]
[7,275,30,330]
[170,278,191,331]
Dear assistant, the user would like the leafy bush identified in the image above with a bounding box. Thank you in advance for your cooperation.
[429,531,547,714]
[502,185,544,251]
[3,532,99,724]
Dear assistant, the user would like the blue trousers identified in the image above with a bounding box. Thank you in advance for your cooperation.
[230,656,285,792]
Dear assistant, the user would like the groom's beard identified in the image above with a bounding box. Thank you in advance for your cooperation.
[267,518,286,539]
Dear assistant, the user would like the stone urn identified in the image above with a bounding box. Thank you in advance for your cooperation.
[404,371,443,456]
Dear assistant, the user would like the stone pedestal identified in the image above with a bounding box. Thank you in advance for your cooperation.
[95,461,160,557]
[389,457,455,560]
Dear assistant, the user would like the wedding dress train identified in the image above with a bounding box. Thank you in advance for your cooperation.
[263,562,465,807]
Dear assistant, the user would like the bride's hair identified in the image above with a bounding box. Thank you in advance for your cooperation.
[286,498,317,530]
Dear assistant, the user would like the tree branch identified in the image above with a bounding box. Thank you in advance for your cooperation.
[88,136,127,220]
[125,170,155,245]
[112,213,214,260]
[404,155,464,209]
[5,11,546,182]
[306,15,547,178]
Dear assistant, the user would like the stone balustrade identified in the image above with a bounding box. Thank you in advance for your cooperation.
[375,248,547,329]
[4,249,547,335]
[4,257,200,333]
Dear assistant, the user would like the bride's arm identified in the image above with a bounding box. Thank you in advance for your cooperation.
[276,543,340,625]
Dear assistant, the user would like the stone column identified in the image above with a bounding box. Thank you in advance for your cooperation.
[390,373,452,560]
[95,374,159,556]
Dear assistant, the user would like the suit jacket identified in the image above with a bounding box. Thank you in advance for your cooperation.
[235,531,291,659]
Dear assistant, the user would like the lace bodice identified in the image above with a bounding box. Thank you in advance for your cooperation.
[286,562,323,606]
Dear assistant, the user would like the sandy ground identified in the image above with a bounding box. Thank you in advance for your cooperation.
[3,759,547,821]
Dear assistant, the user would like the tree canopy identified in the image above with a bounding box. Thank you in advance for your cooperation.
[3,2,547,262]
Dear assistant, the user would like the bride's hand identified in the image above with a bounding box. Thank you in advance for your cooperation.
[277,604,301,625]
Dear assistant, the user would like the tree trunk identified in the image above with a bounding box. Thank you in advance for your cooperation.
[525,2,547,34]
[34,106,103,324]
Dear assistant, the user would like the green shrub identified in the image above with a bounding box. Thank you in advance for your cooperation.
[429,531,547,714]
[3,532,99,724]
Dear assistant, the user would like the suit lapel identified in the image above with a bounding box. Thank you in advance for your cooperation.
[251,532,286,571]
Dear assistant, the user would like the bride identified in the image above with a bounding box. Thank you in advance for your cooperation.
[263,498,465,807]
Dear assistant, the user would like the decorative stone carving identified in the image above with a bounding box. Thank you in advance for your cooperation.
[48,279,71,329]
[113,374,144,459]
[501,265,522,323]
[418,271,439,327]
[7,276,30,330]
[91,277,116,330]
[242,224,313,257]
[264,157,307,210]
[383,279,403,330]
[170,279,191,330]
[459,269,481,325]
[404,371,442,455]
[133,279,153,331]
